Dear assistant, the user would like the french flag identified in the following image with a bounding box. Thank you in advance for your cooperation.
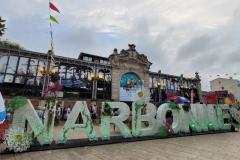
[0,92,6,124]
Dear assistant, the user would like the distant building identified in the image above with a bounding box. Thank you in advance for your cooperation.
[202,90,235,104]
[210,78,240,101]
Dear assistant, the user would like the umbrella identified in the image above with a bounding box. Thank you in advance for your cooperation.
[169,96,190,104]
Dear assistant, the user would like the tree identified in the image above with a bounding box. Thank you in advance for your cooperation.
[0,16,6,38]
[0,40,25,50]
[0,16,25,50]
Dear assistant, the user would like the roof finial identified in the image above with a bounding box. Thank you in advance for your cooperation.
[113,48,118,54]
[128,44,136,51]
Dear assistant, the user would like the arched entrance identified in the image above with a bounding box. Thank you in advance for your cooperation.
[109,44,152,101]
[120,72,143,101]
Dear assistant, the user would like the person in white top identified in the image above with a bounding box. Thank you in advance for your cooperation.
[66,106,71,119]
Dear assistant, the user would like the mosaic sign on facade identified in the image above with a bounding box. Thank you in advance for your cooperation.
[120,72,143,101]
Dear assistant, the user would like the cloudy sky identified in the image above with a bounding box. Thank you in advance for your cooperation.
[1,0,240,90]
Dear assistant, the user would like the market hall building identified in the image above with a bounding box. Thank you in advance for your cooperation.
[0,44,201,107]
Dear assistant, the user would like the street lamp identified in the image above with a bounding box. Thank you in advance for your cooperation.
[39,65,57,98]
[158,70,162,104]
[157,81,161,103]
[88,72,104,81]
[88,71,104,100]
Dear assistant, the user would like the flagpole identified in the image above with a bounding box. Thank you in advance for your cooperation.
[48,0,54,52]
[42,0,55,98]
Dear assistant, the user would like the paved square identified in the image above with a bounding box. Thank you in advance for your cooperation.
[1,132,240,160]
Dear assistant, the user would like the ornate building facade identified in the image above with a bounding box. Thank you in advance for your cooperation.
[0,44,201,107]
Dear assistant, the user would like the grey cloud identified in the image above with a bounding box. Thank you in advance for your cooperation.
[176,35,214,60]
[1,0,240,91]
[224,49,240,64]
[189,53,220,72]
[117,17,169,72]
[55,27,98,57]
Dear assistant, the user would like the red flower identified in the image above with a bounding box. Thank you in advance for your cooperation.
[0,120,9,143]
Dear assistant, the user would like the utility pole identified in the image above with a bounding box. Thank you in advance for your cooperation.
[0,17,6,39]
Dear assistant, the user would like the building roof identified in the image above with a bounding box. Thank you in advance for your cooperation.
[78,52,109,61]
[0,46,198,81]
[210,77,240,83]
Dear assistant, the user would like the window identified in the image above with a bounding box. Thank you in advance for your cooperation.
[72,67,79,79]
[81,68,92,79]
[26,77,35,85]
[15,76,25,84]
[153,77,157,87]
[53,66,59,74]
[37,61,46,76]
[100,60,109,65]
[6,56,18,74]
[83,56,88,61]
[83,56,92,62]
[66,67,74,79]
[0,56,8,73]
[17,57,29,75]
[36,76,43,86]
[0,74,4,83]
[105,74,111,82]
[59,65,66,78]
[149,77,153,88]
[28,59,38,76]
[166,80,170,89]
[80,70,87,79]
[4,74,14,83]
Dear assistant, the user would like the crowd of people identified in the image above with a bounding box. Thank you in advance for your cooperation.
[55,105,72,124]
[35,104,72,124]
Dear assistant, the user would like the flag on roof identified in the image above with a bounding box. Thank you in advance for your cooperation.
[50,15,59,24]
[49,2,60,13]
[49,1,60,24]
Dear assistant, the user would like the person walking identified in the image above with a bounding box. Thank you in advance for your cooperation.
[63,106,67,120]
[90,103,97,124]
[66,105,71,119]
[56,104,62,125]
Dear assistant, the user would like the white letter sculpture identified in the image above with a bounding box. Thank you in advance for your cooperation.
[58,101,96,143]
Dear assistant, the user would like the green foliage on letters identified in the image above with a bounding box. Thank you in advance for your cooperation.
[169,102,180,110]
[157,125,169,138]
[102,102,113,116]
[61,102,95,141]
[182,104,191,112]
[45,97,56,132]
[133,100,146,136]
[7,96,27,113]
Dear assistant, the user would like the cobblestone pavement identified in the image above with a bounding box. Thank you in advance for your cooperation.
[1,132,240,160]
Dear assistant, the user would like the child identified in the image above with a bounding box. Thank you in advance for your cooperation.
[165,110,173,133]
